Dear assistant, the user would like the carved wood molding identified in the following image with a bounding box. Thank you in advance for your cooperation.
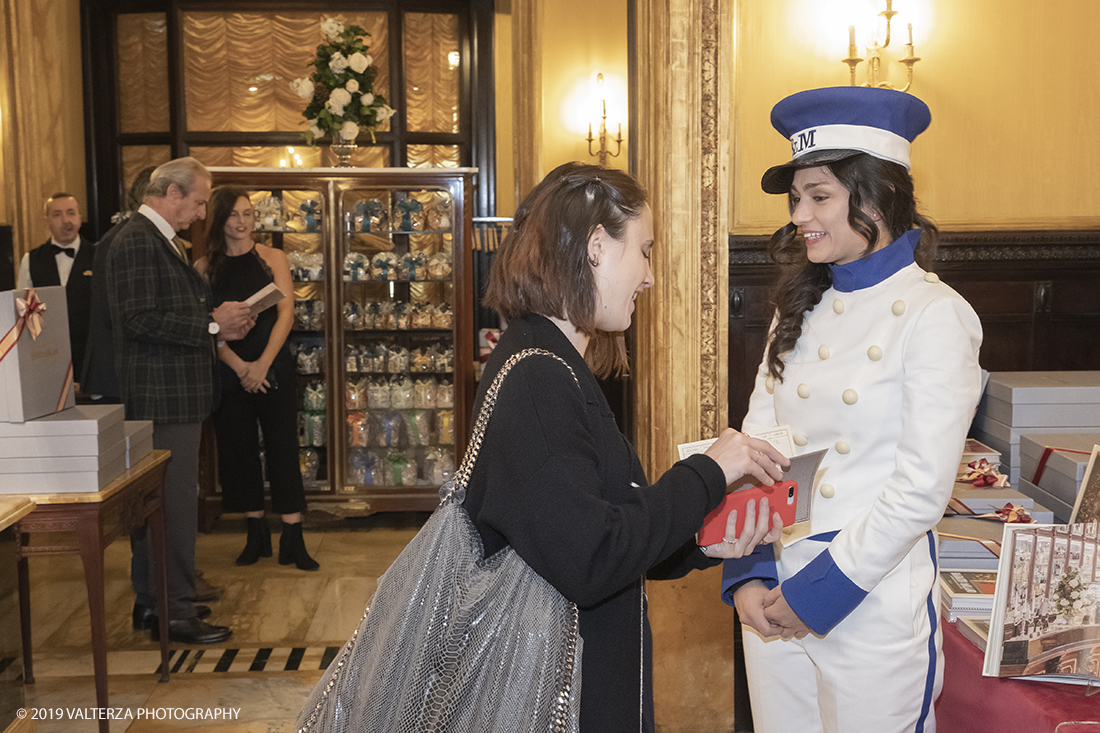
[728,231,1100,269]
[698,0,723,438]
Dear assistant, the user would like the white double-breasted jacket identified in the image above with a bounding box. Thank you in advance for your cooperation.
[723,231,983,634]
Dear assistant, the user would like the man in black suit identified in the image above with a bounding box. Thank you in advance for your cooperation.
[106,157,253,645]
[81,167,155,403]
[16,193,94,379]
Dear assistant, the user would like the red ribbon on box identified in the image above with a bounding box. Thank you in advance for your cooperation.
[1031,446,1093,485]
[1,288,47,363]
[1,288,74,411]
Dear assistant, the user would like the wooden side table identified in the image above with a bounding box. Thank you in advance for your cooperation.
[16,450,172,733]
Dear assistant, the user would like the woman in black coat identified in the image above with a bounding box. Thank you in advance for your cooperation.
[465,162,789,731]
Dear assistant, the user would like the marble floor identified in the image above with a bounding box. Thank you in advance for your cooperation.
[20,513,427,732]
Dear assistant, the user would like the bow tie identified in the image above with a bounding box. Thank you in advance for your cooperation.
[49,243,77,258]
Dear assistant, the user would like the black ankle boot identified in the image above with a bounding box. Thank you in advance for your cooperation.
[279,522,319,571]
[236,517,272,566]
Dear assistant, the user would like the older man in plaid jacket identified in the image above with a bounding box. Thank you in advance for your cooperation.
[106,157,253,644]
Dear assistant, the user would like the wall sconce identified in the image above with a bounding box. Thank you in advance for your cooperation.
[586,73,623,168]
[842,0,920,92]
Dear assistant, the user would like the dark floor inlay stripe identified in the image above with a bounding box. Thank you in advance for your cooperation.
[320,646,339,670]
[0,657,15,677]
[250,648,272,672]
[285,647,306,671]
[214,649,237,672]
[170,649,190,674]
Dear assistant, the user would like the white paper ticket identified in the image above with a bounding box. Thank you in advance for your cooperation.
[676,425,795,461]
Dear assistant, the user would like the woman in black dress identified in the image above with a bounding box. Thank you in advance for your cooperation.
[197,186,318,571]
[465,162,788,731]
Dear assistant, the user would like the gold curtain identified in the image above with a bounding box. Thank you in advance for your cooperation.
[120,145,172,197]
[182,12,389,133]
[407,144,459,168]
[404,13,459,134]
[116,13,169,133]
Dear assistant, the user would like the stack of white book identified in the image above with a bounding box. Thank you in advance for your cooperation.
[939,568,998,622]
[971,371,1100,487]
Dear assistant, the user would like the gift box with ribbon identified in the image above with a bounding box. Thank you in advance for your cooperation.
[0,287,76,422]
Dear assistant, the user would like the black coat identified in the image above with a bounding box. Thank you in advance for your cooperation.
[81,219,127,398]
[463,314,725,732]
[27,235,94,377]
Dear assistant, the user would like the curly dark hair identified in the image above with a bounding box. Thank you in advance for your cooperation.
[765,153,939,381]
[484,161,648,377]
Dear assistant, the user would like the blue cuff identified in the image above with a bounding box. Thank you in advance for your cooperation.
[720,544,778,607]
[782,548,868,634]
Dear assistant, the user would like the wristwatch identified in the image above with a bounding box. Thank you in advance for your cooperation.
[208,321,220,336]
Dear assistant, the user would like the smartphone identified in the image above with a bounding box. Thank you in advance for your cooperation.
[697,480,799,546]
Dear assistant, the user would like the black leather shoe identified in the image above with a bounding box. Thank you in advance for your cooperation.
[133,603,210,630]
[150,616,232,644]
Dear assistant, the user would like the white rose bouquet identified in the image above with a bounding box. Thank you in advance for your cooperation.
[1053,567,1088,621]
[291,18,396,145]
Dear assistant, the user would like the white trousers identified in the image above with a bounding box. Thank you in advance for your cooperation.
[742,533,942,733]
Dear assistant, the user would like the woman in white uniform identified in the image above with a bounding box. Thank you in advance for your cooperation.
[721,87,983,733]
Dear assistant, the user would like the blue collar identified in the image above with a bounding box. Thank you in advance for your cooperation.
[828,228,921,292]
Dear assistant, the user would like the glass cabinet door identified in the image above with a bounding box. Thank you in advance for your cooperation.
[338,185,458,494]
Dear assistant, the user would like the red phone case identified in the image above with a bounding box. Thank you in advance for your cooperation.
[697,480,799,546]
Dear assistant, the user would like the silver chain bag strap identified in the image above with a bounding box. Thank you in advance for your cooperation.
[296,348,583,733]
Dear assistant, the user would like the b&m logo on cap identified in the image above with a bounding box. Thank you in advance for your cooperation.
[791,129,818,156]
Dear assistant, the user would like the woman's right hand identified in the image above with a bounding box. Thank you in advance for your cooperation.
[703,428,789,487]
[236,360,270,393]
[733,579,785,637]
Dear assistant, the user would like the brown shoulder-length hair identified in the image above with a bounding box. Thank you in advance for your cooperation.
[765,152,939,381]
[203,186,252,289]
[484,161,648,378]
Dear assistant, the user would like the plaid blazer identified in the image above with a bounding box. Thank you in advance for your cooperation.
[105,213,217,423]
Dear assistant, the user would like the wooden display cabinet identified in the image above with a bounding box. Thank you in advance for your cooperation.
[193,167,476,524]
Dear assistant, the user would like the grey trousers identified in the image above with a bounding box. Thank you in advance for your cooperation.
[131,421,201,620]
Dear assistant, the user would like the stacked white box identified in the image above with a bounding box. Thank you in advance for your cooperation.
[0,404,127,494]
[0,286,77,422]
[972,372,1100,486]
[937,517,1005,571]
[124,420,154,468]
[1017,432,1100,522]
[949,487,1054,523]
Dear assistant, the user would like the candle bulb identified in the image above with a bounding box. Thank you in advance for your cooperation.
[907,23,913,45]
[849,25,856,47]
[588,123,593,140]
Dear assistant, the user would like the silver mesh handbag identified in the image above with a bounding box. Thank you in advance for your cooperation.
[296,349,583,733]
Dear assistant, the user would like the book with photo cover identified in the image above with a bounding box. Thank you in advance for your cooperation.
[245,282,285,317]
[1070,445,1100,524]
[982,522,1100,686]
[939,569,998,622]
[956,615,990,653]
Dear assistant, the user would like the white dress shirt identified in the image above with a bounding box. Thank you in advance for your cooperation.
[16,237,82,289]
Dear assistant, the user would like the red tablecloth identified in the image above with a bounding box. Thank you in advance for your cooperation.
[937,620,1100,732]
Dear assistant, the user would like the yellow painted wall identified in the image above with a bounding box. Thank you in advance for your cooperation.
[494,0,629,217]
[732,0,1100,234]
[541,0,629,179]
